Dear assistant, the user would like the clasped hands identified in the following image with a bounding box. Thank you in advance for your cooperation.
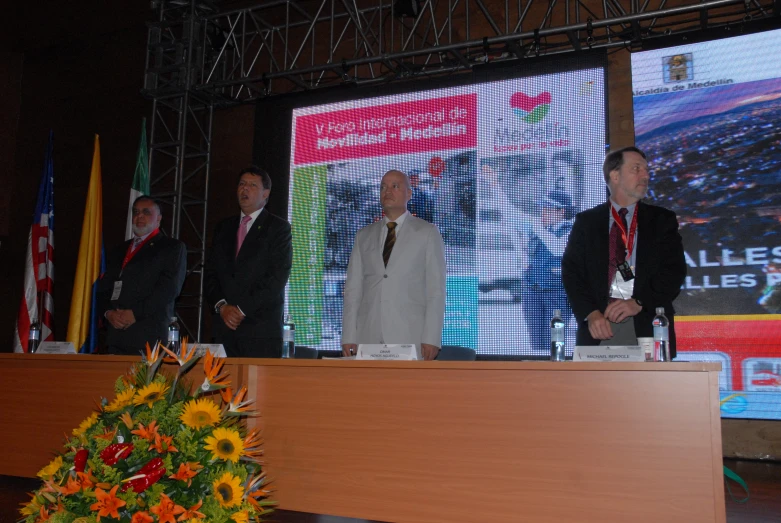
[105,309,136,330]
[586,298,642,340]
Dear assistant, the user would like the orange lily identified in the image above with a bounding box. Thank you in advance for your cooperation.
[169,462,202,486]
[90,485,127,521]
[131,420,159,441]
[131,512,154,523]
[35,505,51,523]
[150,493,185,523]
[76,470,98,489]
[177,499,205,520]
[60,476,82,496]
[149,432,178,454]
[94,427,118,441]
[202,350,230,391]
[120,411,134,429]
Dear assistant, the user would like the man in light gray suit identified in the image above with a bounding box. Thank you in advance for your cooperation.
[341,169,447,360]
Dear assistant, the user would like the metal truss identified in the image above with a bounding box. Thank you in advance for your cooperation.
[145,0,217,341]
[142,0,777,339]
[183,0,777,104]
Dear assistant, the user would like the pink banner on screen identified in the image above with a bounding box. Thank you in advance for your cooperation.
[293,93,477,165]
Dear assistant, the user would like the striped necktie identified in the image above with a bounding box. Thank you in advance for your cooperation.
[383,222,397,267]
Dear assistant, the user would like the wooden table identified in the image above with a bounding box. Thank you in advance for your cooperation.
[0,356,724,522]
[246,360,725,523]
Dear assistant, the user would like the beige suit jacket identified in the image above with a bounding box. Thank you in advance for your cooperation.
[342,214,447,348]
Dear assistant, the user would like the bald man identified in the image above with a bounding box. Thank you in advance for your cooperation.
[341,170,447,360]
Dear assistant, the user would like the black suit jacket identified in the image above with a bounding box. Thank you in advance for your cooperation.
[204,208,293,342]
[97,233,187,353]
[561,201,687,356]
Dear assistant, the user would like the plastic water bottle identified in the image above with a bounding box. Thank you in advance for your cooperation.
[550,309,565,361]
[167,316,180,356]
[28,321,41,353]
[653,307,670,362]
[282,314,295,358]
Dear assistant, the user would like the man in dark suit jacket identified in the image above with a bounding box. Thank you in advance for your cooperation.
[562,147,687,357]
[204,166,292,358]
[97,196,187,355]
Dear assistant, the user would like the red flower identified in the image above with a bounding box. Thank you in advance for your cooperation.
[99,443,133,466]
[73,449,89,472]
[121,457,166,493]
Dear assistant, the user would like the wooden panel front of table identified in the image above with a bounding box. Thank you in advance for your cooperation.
[246,360,725,523]
[0,354,243,478]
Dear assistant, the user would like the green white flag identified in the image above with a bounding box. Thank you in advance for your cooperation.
[125,117,150,240]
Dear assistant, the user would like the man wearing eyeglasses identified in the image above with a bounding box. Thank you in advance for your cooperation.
[562,146,687,357]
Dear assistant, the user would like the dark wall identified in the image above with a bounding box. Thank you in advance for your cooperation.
[0,8,256,351]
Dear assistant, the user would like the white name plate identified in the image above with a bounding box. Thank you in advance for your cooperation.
[573,345,645,362]
[357,344,420,360]
[36,341,77,354]
[193,344,227,358]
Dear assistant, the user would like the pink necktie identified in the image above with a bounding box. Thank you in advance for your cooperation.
[236,215,252,257]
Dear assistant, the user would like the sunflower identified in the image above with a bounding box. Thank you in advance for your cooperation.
[133,382,170,409]
[72,412,99,437]
[180,398,222,429]
[105,388,135,412]
[36,456,63,479]
[204,427,245,463]
[212,472,244,508]
[231,510,249,523]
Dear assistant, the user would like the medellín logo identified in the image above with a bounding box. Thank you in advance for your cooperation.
[510,91,551,124]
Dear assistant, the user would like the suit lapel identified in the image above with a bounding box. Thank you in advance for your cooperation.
[634,201,651,277]
[223,216,240,269]
[365,220,386,273]
[594,202,611,298]
[123,234,159,271]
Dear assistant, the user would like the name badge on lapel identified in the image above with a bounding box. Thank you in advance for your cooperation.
[111,281,123,300]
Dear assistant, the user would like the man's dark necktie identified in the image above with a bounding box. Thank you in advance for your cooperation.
[607,207,629,290]
[383,222,397,267]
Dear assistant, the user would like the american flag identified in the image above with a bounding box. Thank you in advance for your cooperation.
[14,133,54,352]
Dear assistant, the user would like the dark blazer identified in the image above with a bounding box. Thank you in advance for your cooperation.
[561,201,687,357]
[204,208,293,343]
[97,233,187,353]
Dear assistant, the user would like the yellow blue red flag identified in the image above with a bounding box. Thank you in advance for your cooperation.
[67,135,105,353]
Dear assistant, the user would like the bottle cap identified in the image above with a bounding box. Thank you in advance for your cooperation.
[655,307,664,314]
[553,310,561,317]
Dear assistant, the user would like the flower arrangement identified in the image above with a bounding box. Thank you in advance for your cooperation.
[21,341,274,523]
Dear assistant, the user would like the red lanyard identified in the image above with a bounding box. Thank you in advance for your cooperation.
[122,228,159,271]
[610,205,638,259]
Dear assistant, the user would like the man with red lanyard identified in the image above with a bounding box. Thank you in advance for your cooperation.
[562,147,687,357]
[97,196,186,354]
